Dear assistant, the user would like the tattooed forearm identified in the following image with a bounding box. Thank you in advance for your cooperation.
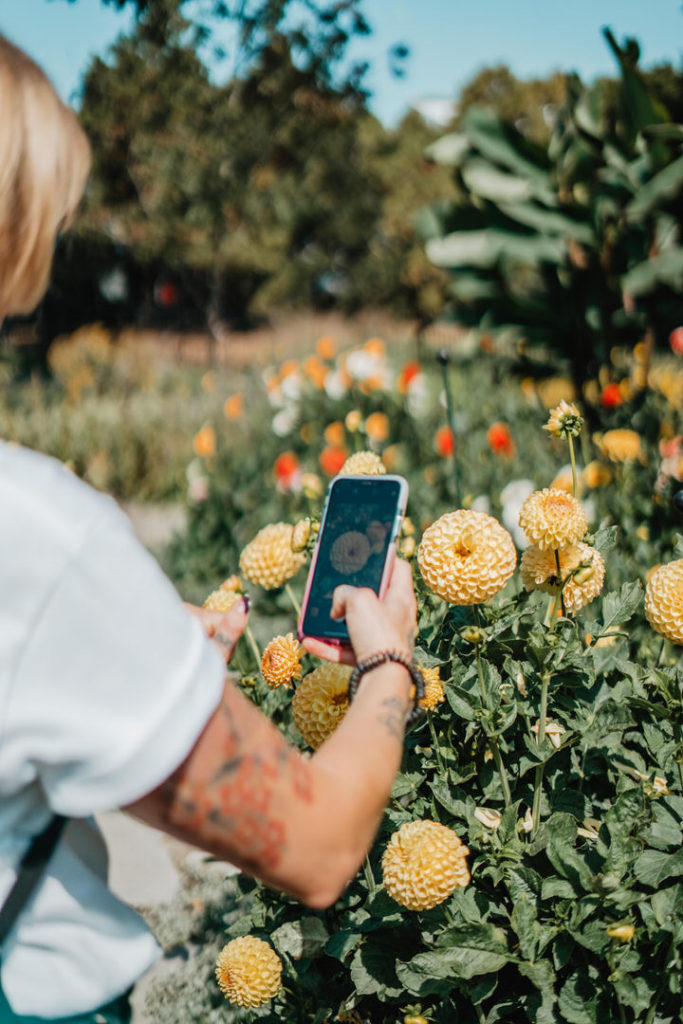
[376,696,409,741]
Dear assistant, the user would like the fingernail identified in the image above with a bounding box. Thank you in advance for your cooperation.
[241,595,251,613]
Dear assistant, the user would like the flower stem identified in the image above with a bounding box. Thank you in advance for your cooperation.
[427,711,445,772]
[245,625,262,669]
[568,435,579,499]
[285,582,301,618]
[531,672,551,837]
[554,549,566,617]
[475,645,512,807]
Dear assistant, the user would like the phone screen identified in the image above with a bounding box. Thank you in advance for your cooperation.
[299,475,406,642]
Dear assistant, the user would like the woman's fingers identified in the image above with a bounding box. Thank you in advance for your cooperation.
[186,598,249,662]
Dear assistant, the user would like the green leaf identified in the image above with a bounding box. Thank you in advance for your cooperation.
[445,686,478,720]
[391,771,426,799]
[558,969,601,1024]
[424,131,470,166]
[511,896,541,961]
[430,779,469,818]
[426,229,566,270]
[271,917,328,959]
[398,924,510,990]
[626,155,683,220]
[519,958,556,992]
[349,939,403,999]
[622,247,683,297]
[600,581,643,629]
[591,525,619,553]
[634,849,683,888]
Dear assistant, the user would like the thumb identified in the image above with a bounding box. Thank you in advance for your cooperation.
[187,597,250,662]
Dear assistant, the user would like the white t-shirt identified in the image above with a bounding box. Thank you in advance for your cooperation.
[0,443,226,1018]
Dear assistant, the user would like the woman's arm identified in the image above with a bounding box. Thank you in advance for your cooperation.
[126,560,417,909]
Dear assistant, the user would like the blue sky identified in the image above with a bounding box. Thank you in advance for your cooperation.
[1,0,681,125]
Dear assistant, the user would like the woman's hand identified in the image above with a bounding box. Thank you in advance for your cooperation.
[302,558,417,666]
[185,597,249,663]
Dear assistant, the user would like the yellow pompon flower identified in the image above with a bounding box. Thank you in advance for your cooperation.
[340,451,386,476]
[518,488,588,550]
[598,428,642,463]
[583,460,612,489]
[292,664,352,749]
[418,666,445,711]
[261,633,303,689]
[520,542,605,613]
[193,425,216,458]
[606,924,635,944]
[215,936,282,1007]
[364,411,390,443]
[536,376,576,409]
[291,517,312,553]
[544,400,583,439]
[203,589,241,612]
[345,409,363,432]
[417,510,517,606]
[239,523,306,590]
[382,820,470,911]
[645,559,683,644]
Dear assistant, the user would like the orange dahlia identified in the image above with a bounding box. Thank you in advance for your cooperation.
[417,509,516,605]
[261,633,303,688]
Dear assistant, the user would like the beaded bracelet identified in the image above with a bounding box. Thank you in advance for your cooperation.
[347,650,425,726]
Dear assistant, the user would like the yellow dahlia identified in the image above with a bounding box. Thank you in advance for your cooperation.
[520,542,605,613]
[382,819,470,911]
[330,531,371,574]
[583,460,612,489]
[518,488,588,550]
[203,575,244,611]
[340,450,386,476]
[291,517,312,553]
[543,400,583,439]
[418,666,445,711]
[292,664,353,748]
[645,559,683,644]
[598,429,642,463]
[417,510,516,605]
[239,523,306,590]
[536,376,576,409]
[261,633,303,688]
[215,936,282,1008]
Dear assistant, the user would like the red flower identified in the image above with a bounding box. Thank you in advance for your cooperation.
[600,382,623,408]
[487,422,515,457]
[670,327,683,356]
[435,426,454,457]
[398,361,421,394]
[319,446,348,476]
[274,451,301,491]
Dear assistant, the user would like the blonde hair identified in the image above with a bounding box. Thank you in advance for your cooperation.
[0,34,91,320]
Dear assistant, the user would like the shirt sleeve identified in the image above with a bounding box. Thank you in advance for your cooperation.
[5,506,227,817]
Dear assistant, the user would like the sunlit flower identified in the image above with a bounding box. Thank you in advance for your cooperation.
[418,666,445,710]
[487,422,515,457]
[240,523,306,590]
[518,488,588,550]
[598,429,642,463]
[418,509,517,605]
[645,559,683,644]
[536,377,576,409]
[382,820,470,911]
[397,360,421,394]
[330,530,371,574]
[606,924,635,944]
[435,425,454,457]
[319,446,348,476]
[583,460,612,488]
[316,335,337,360]
[520,542,605,613]
[544,400,583,438]
[340,451,386,476]
[215,936,282,1007]
[303,355,328,389]
[291,517,312,553]
[273,451,302,493]
[345,409,362,432]
[224,393,244,420]
[400,535,416,558]
[261,633,303,688]
[203,575,244,612]
[193,425,216,458]
[364,411,390,444]
[292,664,352,748]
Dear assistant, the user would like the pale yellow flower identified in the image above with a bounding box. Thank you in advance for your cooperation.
[417,510,516,605]
[531,719,565,748]
[261,633,303,689]
[536,376,576,409]
[518,488,588,550]
[474,807,502,830]
[240,523,306,590]
[382,820,470,911]
[598,428,642,463]
[417,666,445,711]
[606,924,635,943]
[543,400,583,439]
[339,451,386,476]
[291,517,312,553]
[215,937,282,1007]
[583,460,612,489]
[644,559,683,645]
[520,542,605,613]
[203,575,244,611]
[292,664,352,749]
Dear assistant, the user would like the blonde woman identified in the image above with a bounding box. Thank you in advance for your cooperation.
[0,35,418,1024]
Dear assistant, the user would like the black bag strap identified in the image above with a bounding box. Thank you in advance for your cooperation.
[0,815,67,947]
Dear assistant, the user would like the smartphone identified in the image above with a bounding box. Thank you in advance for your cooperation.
[298,473,409,645]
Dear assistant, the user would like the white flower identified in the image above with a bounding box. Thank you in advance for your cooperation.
[500,478,535,548]
[471,494,492,515]
[272,406,298,437]
[280,372,302,401]
[406,375,430,417]
[474,807,502,830]
[324,369,348,400]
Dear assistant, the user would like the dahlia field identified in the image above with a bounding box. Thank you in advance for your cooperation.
[135,331,683,1024]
